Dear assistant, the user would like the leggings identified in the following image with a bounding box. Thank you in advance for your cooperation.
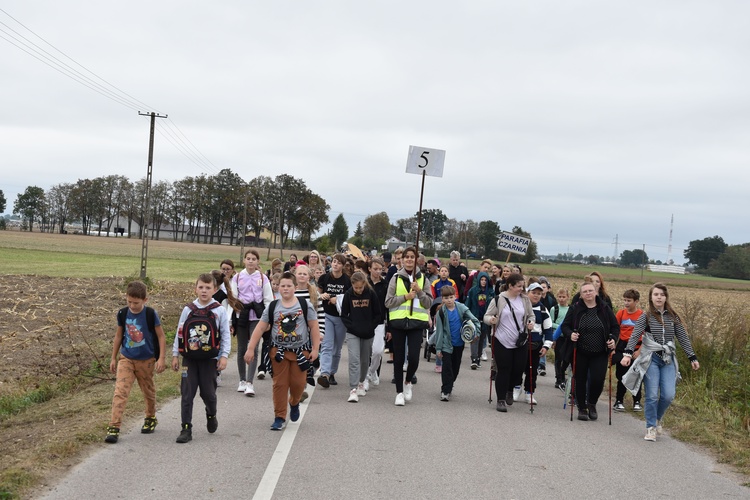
[390,328,422,393]
[235,320,259,382]
[493,337,526,402]
[573,349,608,410]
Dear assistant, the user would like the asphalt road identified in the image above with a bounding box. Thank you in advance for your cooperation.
[41,347,748,499]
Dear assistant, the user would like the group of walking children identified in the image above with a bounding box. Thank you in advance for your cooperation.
[105,256,699,444]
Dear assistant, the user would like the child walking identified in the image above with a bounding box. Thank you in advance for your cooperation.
[340,271,382,403]
[612,289,644,412]
[105,281,166,443]
[433,286,480,401]
[172,273,231,443]
[245,272,320,430]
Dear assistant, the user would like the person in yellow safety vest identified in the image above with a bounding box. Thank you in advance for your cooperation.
[384,246,432,407]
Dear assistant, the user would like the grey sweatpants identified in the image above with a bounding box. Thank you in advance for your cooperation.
[346,333,374,389]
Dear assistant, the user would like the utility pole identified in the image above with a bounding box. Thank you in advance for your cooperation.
[138,111,167,279]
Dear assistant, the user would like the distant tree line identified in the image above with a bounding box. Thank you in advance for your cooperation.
[7,169,330,249]
[5,180,541,260]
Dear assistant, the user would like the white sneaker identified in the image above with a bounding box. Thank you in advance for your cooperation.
[348,389,359,403]
[440,392,451,401]
[395,393,405,406]
[404,383,413,402]
[357,383,367,396]
[656,420,664,435]
[513,386,523,401]
[362,379,370,392]
[257,371,266,380]
[370,372,380,386]
[525,392,538,405]
[244,383,255,397]
[481,351,488,361]
[645,427,657,441]
[237,381,247,392]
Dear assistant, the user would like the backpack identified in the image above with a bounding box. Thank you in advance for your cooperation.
[551,304,561,323]
[117,306,159,360]
[267,297,310,346]
[178,302,222,359]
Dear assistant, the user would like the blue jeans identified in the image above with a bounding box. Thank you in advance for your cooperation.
[320,315,347,376]
[643,354,676,428]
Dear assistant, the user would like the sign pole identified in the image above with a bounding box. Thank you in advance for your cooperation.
[410,170,427,314]
[405,145,445,314]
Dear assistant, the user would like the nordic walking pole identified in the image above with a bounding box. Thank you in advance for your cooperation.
[608,350,613,425]
[488,336,494,404]
[570,341,577,422]
[528,332,534,414]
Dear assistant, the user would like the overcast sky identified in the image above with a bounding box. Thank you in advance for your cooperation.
[2,1,749,263]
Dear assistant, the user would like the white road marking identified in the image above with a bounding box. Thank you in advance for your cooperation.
[252,384,316,500]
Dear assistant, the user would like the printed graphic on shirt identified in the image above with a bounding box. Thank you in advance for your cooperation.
[351,298,370,308]
[125,318,145,348]
[477,293,487,308]
[276,310,303,344]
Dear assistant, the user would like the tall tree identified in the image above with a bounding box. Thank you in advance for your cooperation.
[363,212,391,241]
[708,244,750,280]
[245,175,274,246]
[46,183,73,233]
[330,213,349,249]
[0,189,6,213]
[415,208,447,243]
[393,216,417,242]
[684,235,728,269]
[13,186,46,231]
[476,220,500,257]
[620,248,649,267]
[294,191,330,247]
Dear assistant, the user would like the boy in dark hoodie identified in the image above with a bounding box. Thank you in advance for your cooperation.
[465,271,495,369]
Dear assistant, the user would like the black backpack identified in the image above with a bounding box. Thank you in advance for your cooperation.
[179,302,222,359]
[117,306,159,360]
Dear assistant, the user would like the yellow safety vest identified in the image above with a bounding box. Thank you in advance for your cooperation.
[388,274,429,326]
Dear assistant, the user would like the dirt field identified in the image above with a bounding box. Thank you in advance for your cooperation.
[0,276,193,395]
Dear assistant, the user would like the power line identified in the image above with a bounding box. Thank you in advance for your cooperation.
[0,7,157,113]
[0,8,222,177]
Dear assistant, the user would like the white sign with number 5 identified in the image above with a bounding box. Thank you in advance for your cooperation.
[405,145,445,178]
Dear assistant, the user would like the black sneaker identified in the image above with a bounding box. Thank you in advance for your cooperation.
[206,415,218,433]
[141,417,157,434]
[558,382,566,394]
[588,404,598,421]
[411,375,418,384]
[104,426,119,443]
[329,374,338,386]
[613,401,625,412]
[317,374,330,388]
[496,400,507,413]
[176,423,192,443]
[471,360,478,370]
[505,392,514,406]
[306,375,316,387]
[538,367,546,376]
[577,408,589,421]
